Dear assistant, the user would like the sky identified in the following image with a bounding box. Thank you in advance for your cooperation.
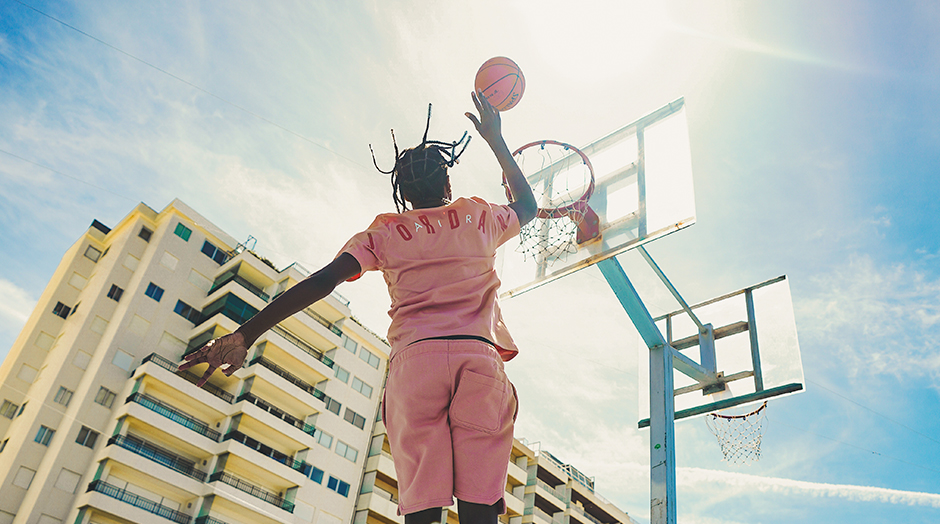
[2,1,940,522]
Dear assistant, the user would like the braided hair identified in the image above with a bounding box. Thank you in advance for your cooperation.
[371,104,471,213]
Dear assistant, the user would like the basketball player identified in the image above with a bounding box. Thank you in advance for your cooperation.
[180,90,536,524]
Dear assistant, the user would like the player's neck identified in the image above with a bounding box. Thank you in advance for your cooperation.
[412,198,450,210]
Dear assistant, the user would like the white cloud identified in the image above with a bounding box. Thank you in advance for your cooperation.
[796,254,940,384]
[0,278,34,327]
[679,467,940,508]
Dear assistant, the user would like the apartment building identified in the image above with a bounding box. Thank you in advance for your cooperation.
[354,425,637,524]
[0,199,389,524]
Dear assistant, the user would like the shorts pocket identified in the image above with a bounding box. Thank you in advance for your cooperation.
[450,369,508,434]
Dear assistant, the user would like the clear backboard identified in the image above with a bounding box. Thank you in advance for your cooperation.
[637,275,805,427]
[497,97,695,298]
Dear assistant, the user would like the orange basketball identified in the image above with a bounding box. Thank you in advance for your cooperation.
[474,56,525,111]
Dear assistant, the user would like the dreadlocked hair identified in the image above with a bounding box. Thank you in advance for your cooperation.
[370,103,471,213]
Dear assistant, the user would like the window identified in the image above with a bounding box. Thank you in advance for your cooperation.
[341,335,358,354]
[90,316,109,335]
[174,300,202,324]
[334,365,349,384]
[327,476,351,497]
[326,398,342,415]
[201,240,229,265]
[315,429,333,448]
[94,387,116,408]
[188,269,212,292]
[1,400,18,419]
[174,222,192,241]
[73,350,92,370]
[54,468,81,493]
[35,425,55,446]
[52,302,72,319]
[123,253,139,271]
[139,226,153,242]
[17,402,27,417]
[359,348,381,369]
[344,408,366,430]
[54,387,73,406]
[35,332,54,350]
[76,426,99,448]
[309,467,324,484]
[0,438,7,453]
[107,284,124,301]
[68,272,87,290]
[335,440,359,462]
[12,466,35,489]
[160,251,178,270]
[70,302,80,317]
[352,377,373,398]
[144,282,164,302]
[112,349,134,371]
[84,245,101,262]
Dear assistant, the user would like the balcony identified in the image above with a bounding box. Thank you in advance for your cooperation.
[537,478,568,503]
[303,308,343,337]
[87,479,191,524]
[237,392,316,437]
[222,429,312,476]
[126,392,221,442]
[194,516,229,524]
[249,356,337,408]
[209,269,270,302]
[108,433,207,482]
[270,325,334,368]
[209,470,294,513]
[141,353,234,404]
[571,506,604,524]
[197,293,258,327]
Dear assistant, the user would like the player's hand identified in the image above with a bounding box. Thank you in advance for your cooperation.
[178,331,248,387]
[466,90,502,145]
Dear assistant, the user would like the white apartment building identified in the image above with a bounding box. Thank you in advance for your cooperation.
[0,199,389,524]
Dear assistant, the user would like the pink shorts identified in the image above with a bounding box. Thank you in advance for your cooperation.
[383,339,518,516]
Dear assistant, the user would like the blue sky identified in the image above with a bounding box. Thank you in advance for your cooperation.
[2,1,940,523]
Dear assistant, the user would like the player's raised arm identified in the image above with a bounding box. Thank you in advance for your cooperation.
[466,90,537,226]
[179,252,361,386]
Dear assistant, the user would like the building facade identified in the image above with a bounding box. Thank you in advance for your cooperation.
[0,200,389,524]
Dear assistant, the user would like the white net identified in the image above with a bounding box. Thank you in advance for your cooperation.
[705,402,767,465]
[511,141,593,262]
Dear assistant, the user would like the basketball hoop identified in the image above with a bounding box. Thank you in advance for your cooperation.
[705,402,767,465]
[505,140,600,262]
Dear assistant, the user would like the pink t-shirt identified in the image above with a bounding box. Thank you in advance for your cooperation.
[338,197,521,361]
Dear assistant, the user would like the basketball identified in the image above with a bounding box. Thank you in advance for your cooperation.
[474,57,525,111]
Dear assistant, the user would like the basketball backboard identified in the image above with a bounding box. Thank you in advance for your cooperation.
[497,97,695,298]
[637,275,805,427]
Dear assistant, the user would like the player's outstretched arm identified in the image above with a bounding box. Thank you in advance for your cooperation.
[465,90,537,226]
[178,253,362,386]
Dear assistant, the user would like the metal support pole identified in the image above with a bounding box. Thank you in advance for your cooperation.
[597,257,676,524]
[638,245,704,330]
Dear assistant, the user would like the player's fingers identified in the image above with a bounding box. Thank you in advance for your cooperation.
[221,364,237,377]
[471,91,483,112]
[464,112,481,130]
[196,365,217,387]
[177,353,206,370]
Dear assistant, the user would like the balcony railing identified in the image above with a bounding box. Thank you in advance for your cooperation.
[209,271,270,302]
[372,485,399,504]
[236,392,316,437]
[141,353,234,404]
[303,308,343,337]
[126,392,221,442]
[208,471,294,513]
[108,434,207,482]
[87,479,191,524]
[571,506,604,524]
[270,325,334,368]
[223,429,313,476]
[197,293,258,327]
[249,356,333,405]
[194,516,229,524]
[537,478,568,503]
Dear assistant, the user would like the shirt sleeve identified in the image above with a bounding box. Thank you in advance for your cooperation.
[336,216,388,282]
